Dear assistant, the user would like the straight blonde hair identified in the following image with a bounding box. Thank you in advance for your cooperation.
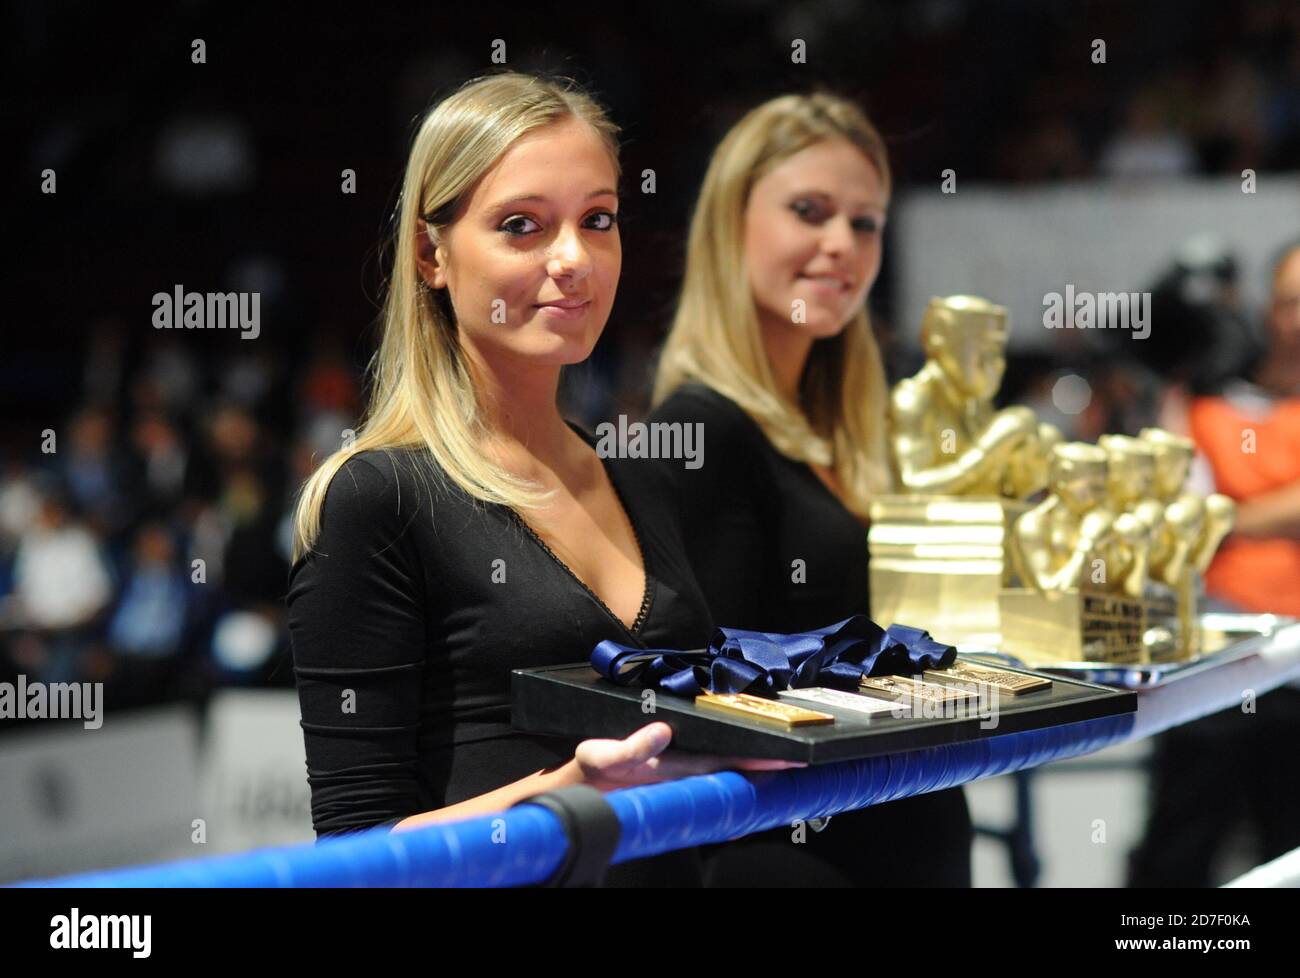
[291,72,620,562]
[652,92,893,517]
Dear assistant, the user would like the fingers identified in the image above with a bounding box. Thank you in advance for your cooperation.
[645,752,807,780]
[576,722,672,776]
[732,759,807,771]
[622,721,673,762]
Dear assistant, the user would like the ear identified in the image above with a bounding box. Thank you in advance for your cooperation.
[415,220,448,290]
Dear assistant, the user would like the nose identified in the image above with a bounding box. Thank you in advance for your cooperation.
[546,224,592,283]
[820,214,856,257]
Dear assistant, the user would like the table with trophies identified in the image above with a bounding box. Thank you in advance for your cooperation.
[514,293,1300,765]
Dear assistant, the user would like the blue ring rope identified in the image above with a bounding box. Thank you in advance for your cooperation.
[18,713,1133,887]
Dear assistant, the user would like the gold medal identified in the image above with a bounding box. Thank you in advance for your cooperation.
[694,692,835,728]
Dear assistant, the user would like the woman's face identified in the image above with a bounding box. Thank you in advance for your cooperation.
[743,137,887,341]
[419,116,620,367]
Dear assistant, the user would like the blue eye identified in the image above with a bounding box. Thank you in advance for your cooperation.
[499,215,541,236]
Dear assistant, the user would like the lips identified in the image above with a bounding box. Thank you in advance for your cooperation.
[797,273,851,293]
[533,296,592,321]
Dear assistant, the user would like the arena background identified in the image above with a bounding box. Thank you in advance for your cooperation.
[4,0,1300,885]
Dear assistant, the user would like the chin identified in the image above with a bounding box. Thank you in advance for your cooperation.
[523,333,599,365]
[804,314,851,340]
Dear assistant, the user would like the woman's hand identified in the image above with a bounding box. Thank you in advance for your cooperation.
[567,721,805,793]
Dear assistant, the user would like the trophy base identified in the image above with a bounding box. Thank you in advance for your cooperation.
[1144,574,1202,663]
[999,587,1145,665]
[869,495,1027,648]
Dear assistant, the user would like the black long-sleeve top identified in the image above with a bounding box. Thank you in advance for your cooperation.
[648,381,872,631]
[286,423,714,884]
[649,381,972,887]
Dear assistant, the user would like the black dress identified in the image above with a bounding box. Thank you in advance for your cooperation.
[648,382,973,887]
[286,422,715,886]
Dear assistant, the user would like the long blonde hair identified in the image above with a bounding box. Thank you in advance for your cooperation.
[652,92,893,517]
[292,72,621,562]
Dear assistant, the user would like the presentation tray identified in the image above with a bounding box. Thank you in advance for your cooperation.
[511,655,1137,763]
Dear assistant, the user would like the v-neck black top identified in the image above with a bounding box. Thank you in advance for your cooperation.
[286,423,714,875]
[648,382,872,632]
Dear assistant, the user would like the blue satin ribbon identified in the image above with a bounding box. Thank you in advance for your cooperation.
[591,616,956,697]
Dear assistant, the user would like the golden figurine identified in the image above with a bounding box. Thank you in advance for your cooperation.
[999,443,1145,663]
[1137,427,1237,660]
[1138,428,1235,577]
[1095,434,1163,598]
[889,295,1061,498]
[1010,443,1116,599]
[870,296,1062,647]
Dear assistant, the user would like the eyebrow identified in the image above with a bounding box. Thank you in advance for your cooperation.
[487,188,619,212]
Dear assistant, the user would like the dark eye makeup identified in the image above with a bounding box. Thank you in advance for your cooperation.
[498,210,619,237]
[789,198,882,233]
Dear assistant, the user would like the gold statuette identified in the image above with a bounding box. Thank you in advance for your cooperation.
[778,686,900,716]
[1010,442,1117,599]
[869,294,1062,648]
[923,660,1051,694]
[694,692,835,729]
[859,674,979,704]
[889,295,1062,499]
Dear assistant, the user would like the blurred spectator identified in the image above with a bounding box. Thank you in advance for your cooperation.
[0,462,42,557]
[59,406,137,542]
[1099,88,1196,180]
[1188,239,1300,614]
[8,485,114,684]
[107,521,189,659]
[128,411,190,510]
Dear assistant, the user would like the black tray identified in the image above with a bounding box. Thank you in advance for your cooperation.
[511,656,1138,764]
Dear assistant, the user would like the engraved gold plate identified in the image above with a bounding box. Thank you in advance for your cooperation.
[694,692,835,728]
[923,660,1051,694]
[859,674,979,704]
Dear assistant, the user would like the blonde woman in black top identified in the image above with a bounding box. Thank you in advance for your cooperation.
[651,92,972,886]
[287,72,798,887]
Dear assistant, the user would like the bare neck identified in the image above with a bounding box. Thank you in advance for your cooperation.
[460,340,577,478]
[758,310,815,406]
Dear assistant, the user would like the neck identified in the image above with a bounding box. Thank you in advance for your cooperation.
[459,338,570,466]
[758,310,815,405]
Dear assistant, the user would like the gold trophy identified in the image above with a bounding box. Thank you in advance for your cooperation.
[999,442,1144,662]
[870,296,1061,647]
[870,295,1236,666]
[1138,428,1237,660]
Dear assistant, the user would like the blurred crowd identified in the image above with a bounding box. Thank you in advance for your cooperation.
[0,334,361,712]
